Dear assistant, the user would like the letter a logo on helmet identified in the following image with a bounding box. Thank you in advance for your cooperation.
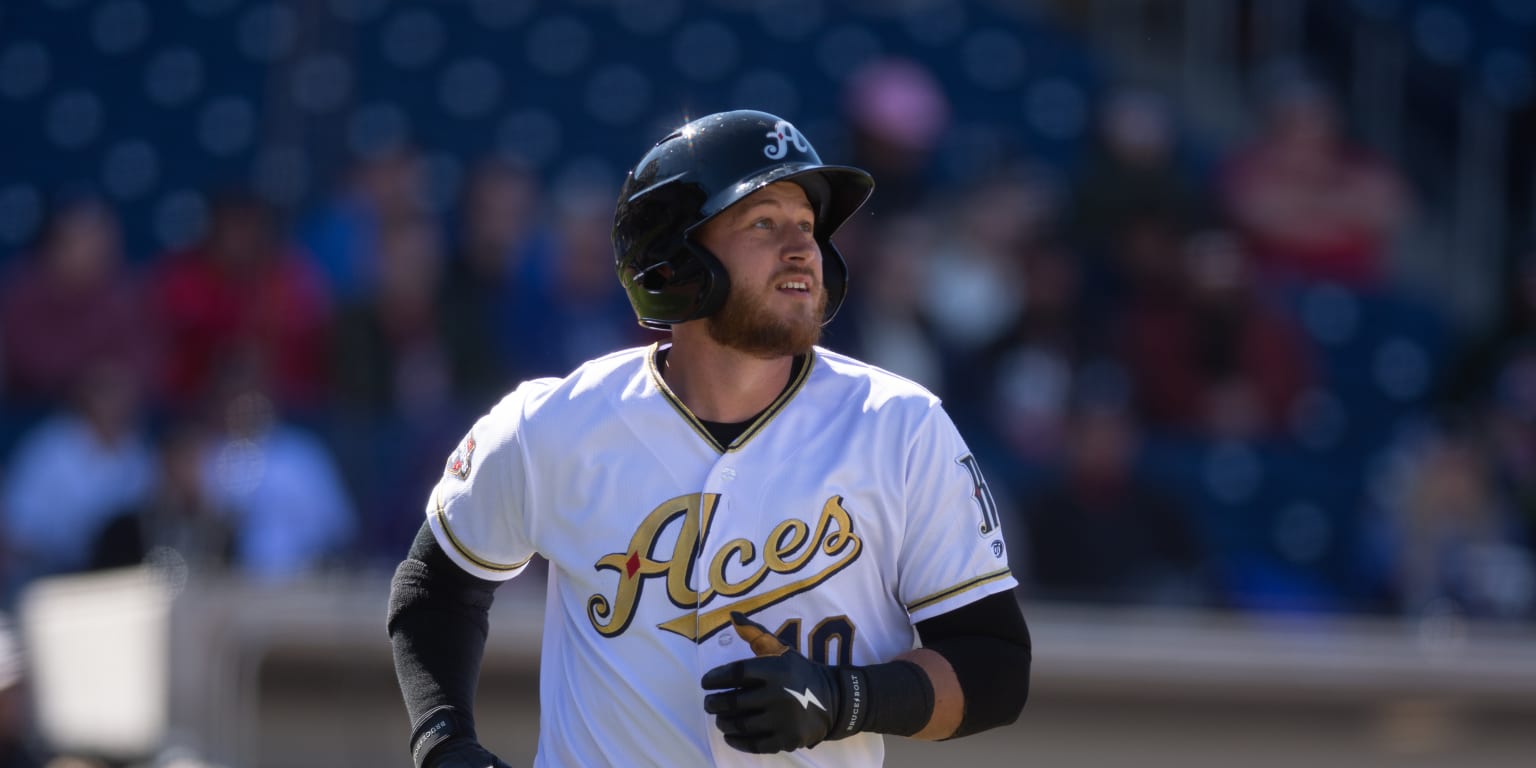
[612,110,875,330]
[763,120,811,160]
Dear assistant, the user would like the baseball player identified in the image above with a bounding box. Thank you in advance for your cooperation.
[388,110,1031,767]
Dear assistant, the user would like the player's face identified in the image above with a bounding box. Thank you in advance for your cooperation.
[694,182,825,358]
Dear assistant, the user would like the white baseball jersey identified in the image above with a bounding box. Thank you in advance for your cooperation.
[427,343,1016,767]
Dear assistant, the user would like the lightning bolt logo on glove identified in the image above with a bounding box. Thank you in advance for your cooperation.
[784,687,826,712]
[725,613,830,712]
[700,612,864,754]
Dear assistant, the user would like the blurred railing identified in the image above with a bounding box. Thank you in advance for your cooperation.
[17,567,1536,767]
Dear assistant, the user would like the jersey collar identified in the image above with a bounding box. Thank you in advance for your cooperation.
[645,342,815,454]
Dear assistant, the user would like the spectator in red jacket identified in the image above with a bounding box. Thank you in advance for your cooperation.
[1221,79,1411,286]
[0,197,152,408]
[1122,227,1315,440]
[150,192,333,413]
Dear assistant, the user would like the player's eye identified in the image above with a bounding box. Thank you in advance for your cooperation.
[752,217,774,230]
[797,220,813,233]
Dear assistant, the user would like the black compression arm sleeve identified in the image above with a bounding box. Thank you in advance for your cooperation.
[915,590,1032,738]
[387,521,501,731]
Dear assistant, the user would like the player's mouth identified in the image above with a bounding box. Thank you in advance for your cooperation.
[774,274,815,296]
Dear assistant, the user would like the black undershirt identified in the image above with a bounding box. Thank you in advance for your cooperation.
[663,349,806,448]
[698,417,755,448]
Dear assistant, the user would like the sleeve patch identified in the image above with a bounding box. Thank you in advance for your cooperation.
[445,433,476,479]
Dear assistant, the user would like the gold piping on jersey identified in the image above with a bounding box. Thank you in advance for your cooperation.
[645,342,815,453]
[904,568,1014,614]
[432,487,532,573]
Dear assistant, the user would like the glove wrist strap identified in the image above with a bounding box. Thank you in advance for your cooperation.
[840,660,935,738]
[410,705,474,768]
[827,667,868,740]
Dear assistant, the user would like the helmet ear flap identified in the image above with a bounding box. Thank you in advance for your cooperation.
[820,241,849,325]
[681,239,731,320]
[617,228,731,329]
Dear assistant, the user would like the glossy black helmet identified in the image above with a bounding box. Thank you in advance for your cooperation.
[613,110,875,330]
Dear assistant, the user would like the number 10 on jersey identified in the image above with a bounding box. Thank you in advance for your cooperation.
[765,615,855,666]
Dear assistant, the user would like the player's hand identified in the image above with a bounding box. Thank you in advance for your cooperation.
[422,739,513,768]
[700,611,865,753]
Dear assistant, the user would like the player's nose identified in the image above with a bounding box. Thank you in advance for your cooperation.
[781,230,818,263]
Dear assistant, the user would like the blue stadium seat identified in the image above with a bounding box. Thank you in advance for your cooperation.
[0,0,1105,263]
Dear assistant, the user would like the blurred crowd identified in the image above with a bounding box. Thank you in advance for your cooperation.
[1,57,1533,634]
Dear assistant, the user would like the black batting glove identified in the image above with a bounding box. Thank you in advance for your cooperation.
[423,740,512,768]
[411,705,512,768]
[701,611,868,754]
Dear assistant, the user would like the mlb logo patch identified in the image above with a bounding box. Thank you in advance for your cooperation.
[446,434,476,480]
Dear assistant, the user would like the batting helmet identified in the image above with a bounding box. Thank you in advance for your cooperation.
[612,110,875,330]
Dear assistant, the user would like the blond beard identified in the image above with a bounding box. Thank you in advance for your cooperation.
[706,284,826,359]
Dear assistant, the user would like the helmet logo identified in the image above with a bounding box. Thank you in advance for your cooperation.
[763,120,811,159]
